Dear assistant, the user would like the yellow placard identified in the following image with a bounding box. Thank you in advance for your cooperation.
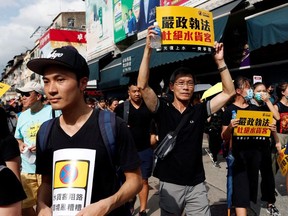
[54,160,89,188]
[0,82,11,98]
[233,110,273,137]
[277,148,288,176]
[156,6,214,52]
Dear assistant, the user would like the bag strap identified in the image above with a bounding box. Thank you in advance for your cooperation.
[38,118,57,152]
[174,112,191,135]
[98,110,117,166]
[123,100,129,123]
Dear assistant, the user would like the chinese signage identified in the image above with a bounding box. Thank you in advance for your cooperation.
[0,82,11,98]
[52,149,95,215]
[122,56,132,74]
[233,110,273,137]
[156,6,214,52]
[39,29,87,59]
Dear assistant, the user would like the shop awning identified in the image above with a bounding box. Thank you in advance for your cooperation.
[212,0,243,41]
[88,52,113,81]
[122,0,243,74]
[98,57,129,90]
[245,3,288,51]
[88,61,99,81]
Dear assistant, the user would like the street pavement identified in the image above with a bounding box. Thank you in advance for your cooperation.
[133,135,288,216]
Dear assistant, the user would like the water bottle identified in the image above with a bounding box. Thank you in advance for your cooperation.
[22,146,36,164]
[150,22,162,49]
[231,110,237,119]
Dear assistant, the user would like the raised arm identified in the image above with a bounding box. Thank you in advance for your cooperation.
[137,26,158,112]
[210,43,235,114]
[262,94,280,120]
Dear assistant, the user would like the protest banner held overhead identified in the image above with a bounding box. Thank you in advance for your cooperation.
[156,6,215,53]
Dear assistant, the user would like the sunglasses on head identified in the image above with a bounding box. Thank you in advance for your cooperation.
[20,92,31,97]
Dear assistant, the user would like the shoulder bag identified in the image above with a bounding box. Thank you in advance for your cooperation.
[154,112,190,160]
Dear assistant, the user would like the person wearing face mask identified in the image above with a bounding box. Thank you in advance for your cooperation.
[274,81,288,195]
[266,83,278,105]
[251,82,281,215]
[222,76,266,216]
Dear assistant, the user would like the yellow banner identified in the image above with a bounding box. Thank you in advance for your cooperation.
[233,110,273,137]
[54,160,89,188]
[156,6,214,52]
[0,82,11,98]
[277,148,288,176]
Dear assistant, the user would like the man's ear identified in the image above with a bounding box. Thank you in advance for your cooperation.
[169,82,174,92]
[235,88,242,95]
[37,94,43,101]
[79,77,88,91]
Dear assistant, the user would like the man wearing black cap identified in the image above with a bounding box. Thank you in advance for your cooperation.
[28,46,142,216]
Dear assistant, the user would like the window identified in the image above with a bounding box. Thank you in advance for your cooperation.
[67,18,75,28]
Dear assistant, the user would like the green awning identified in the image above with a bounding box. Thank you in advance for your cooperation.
[98,57,129,89]
[122,0,242,74]
[246,3,288,51]
[88,61,99,81]
[88,52,114,81]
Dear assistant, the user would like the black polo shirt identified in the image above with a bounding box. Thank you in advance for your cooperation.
[153,98,209,186]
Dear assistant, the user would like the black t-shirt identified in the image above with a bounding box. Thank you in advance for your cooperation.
[0,134,20,166]
[153,99,209,186]
[115,101,153,151]
[0,135,26,205]
[36,110,140,215]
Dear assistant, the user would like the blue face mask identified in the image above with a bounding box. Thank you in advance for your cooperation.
[244,88,253,101]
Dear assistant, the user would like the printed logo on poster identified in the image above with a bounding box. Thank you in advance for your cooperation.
[54,160,89,188]
[233,110,273,137]
[156,6,215,52]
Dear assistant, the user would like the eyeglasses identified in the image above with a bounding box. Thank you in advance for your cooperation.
[174,81,194,88]
[20,92,31,97]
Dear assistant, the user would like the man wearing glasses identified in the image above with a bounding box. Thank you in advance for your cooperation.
[14,81,59,216]
[137,26,235,215]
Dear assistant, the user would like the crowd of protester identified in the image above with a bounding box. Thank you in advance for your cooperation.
[0,28,287,216]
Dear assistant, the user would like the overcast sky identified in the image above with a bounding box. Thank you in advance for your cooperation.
[0,0,85,71]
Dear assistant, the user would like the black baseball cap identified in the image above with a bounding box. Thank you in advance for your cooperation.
[27,46,89,78]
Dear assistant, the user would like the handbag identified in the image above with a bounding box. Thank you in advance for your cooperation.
[154,112,190,160]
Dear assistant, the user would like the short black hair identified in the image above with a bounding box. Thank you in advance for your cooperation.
[234,76,251,90]
[169,67,195,83]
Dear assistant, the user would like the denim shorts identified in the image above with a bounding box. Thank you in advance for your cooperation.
[138,148,154,179]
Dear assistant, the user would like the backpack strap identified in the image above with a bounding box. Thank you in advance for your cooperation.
[98,110,116,166]
[38,118,57,152]
[123,100,130,123]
